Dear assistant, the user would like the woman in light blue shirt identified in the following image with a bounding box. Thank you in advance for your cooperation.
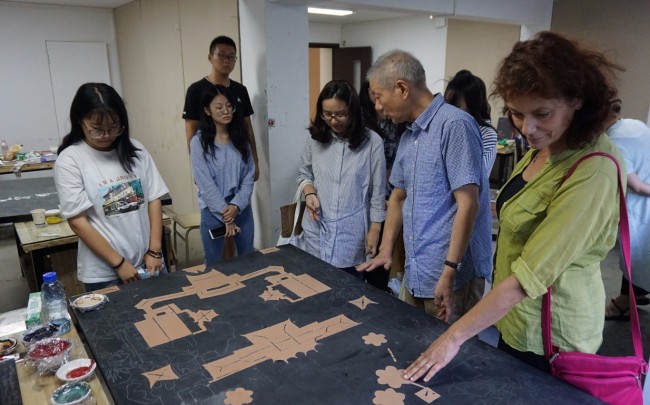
[190,85,255,266]
[299,80,386,277]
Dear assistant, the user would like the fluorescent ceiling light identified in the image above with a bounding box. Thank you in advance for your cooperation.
[308,7,354,16]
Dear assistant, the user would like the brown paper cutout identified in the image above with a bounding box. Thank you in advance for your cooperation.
[415,387,440,403]
[373,388,405,405]
[142,364,178,388]
[224,387,254,405]
[349,295,378,310]
[203,315,359,382]
[182,264,207,274]
[376,365,441,403]
[133,266,330,348]
[363,332,387,347]
[258,247,279,254]
[92,285,120,295]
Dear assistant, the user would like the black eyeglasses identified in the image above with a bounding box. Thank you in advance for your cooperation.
[83,123,124,139]
[214,52,237,62]
[321,111,349,121]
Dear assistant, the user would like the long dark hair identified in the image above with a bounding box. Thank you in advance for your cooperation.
[58,83,140,172]
[359,80,381,134]
[309,80,366,149]
[198,85,249,162]
[445,70,493,129]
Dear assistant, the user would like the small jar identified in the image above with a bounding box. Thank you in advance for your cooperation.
[45,209,63,224]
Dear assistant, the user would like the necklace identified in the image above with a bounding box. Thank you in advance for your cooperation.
[532,151,551,164]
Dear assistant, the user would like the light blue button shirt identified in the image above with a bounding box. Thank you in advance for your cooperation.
[298,130,386,268]
[390,94,493,297]
[190,132,255,217]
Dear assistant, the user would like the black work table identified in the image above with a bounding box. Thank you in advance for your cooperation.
[72,245,602,404]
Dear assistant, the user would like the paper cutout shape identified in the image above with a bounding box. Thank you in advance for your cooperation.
[182,264,207,274]
[224,387,254,405]
[373,388,405,405]
[363,332,387,347]
[142,364,178,388]
[204,315,359,382]
[133,266,330,347]
[415,387,440,403]
[349,295,378,310]
[376,365,441,403]
[92,285,120,295]
[258,247,279,254]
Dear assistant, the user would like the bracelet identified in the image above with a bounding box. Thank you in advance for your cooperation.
[305,192,317,198]
[146,249,163,259]
[112,257,125,270]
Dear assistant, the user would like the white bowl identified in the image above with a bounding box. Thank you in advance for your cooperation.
[50,381,92,405]
[56,358,96,383]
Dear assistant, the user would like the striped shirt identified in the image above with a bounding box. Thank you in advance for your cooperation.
[390,95,493,297]
[190,132,255,218]
[298,130,386,268]
[480,124,498,174]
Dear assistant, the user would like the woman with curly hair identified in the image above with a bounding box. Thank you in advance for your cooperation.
[404,31,624,381]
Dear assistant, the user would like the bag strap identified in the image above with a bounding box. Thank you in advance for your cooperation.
[289,180,311,235]
[542,152,645,362]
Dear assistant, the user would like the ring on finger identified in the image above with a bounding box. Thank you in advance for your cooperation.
[426,362,432,368]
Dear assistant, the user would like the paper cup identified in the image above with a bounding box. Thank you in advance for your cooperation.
[31,208,46,226]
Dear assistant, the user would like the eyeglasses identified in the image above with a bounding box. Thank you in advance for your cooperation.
[321,111,349,121]
[214,52,237,62]
[83,123,124,138]
[211,104,236,115]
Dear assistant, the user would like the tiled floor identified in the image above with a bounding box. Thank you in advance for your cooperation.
[1,222,648,361]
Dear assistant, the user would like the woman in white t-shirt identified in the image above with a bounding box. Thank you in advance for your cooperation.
[54,83,169,291]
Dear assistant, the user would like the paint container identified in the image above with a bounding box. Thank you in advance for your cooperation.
[50,381,93,405]
[31,208,46,226]
[45,209,63,224]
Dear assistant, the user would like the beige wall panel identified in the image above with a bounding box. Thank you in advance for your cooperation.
[552,0,650,122]
[444,19,520,123]
[115,0,240,216]
[179,0,240,87]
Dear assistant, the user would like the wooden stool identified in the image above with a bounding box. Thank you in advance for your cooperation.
[163,207,201,265]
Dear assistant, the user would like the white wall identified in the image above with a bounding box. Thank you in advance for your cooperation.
[341,15,448,94]
[240,0,310,248]
[308,22,341,44]
[0,1,120,153]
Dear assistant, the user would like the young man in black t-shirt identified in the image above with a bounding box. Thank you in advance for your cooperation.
[182,35,259,181]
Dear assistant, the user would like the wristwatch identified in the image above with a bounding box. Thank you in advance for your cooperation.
[444,260,462,271]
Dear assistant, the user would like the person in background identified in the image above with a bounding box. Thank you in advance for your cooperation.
[183,36,259,181]
[444,70,498,174]
[357,51,492,324]
[183,35,257,261]
[604,98,650,320]
[358,79,406,291]
[403,31,624,382]
[190,85,255,267]
[54,83,169,291]
[299,80,386,278]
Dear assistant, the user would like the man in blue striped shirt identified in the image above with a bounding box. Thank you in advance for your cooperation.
[357,50,493,323]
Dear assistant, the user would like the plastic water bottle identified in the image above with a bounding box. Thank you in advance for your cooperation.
[41,272,71,334]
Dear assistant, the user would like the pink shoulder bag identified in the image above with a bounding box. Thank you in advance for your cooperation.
[542,152,648,404]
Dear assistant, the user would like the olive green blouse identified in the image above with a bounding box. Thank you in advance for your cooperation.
[494,134,624,355]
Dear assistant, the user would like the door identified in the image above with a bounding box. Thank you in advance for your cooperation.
[332,46,371,91]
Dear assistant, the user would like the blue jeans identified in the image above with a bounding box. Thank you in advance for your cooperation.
[200,205,254,267]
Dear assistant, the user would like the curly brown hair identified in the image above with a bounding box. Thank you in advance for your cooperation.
[492,31,623,149]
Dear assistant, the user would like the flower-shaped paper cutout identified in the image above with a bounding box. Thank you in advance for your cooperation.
[376,365,407,389]
[373,388,405,405]
[363,332,387,347]
[224,387,254,405]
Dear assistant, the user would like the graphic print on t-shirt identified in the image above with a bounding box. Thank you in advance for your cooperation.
[100,179,144,216]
